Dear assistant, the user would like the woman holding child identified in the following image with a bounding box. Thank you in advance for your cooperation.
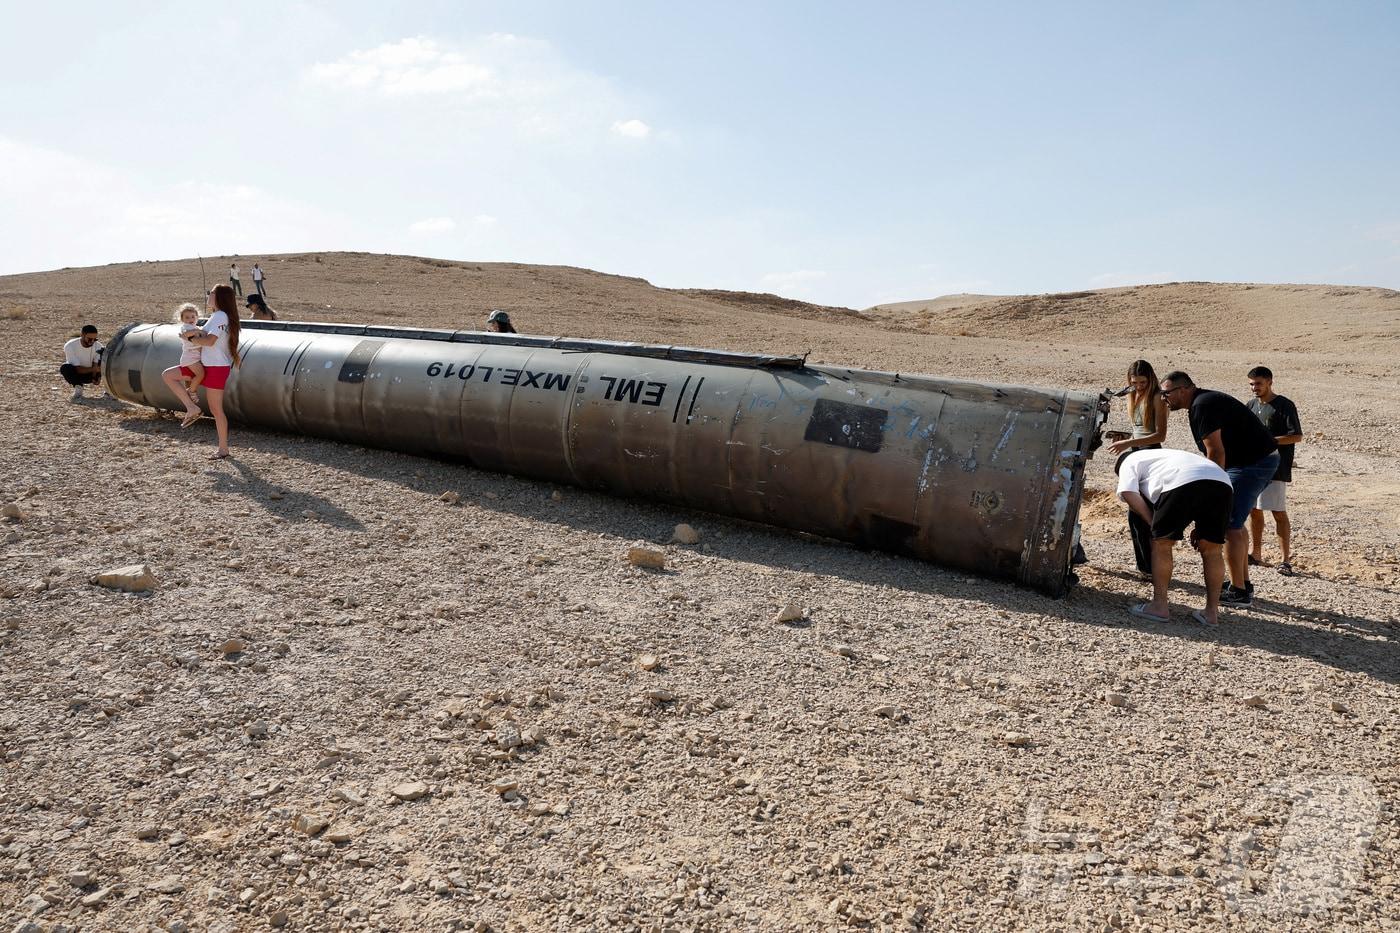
[159,284,241,459]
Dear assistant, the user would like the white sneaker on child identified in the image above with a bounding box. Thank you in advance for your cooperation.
[71,385,84,401]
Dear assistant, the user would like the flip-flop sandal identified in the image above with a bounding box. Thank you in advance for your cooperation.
[1129,603,1170,623]
[1191,610,1219,626]
[210,450,230,460]
[1278,562,1294,577]
[180,411,202,428]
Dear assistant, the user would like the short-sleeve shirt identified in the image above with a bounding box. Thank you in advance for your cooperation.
[1117,448,1231,505]
[1187,389,1278,469]
[201,310,234,366]
[252,267,263,281]
[63,337,104,367]
[1248,394,1302,482]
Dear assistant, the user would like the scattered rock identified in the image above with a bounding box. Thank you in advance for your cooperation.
[219,637,247,656]
[147,875,185,894]
[490,778,519,796]
[644,687,676,704]
[292,813,329,836]
[324,826,354,844]
[68,870,94,887]
[391,781,430,801]
[134,823,159,840]
[439,491,460,505]
[834,644,856,659]
[1105,692,1130,708]
[1,502,25,522]
[92,563,158,593]
[1003,732,1033,747]
[494,723,522,750]
[1329,699,1350,714]
[81,886,115,908]
[637,653,661,672]
[874,705,903,719]
[774,602,805,624]
[671,523,700,545]
[1242,695,1267,708]
[626,546,666,570]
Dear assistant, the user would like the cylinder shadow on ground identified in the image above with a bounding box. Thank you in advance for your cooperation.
[115,413,365,531]
[114,410,1397,684]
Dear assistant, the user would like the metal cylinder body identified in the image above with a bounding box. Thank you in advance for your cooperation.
[104,321,1105,594]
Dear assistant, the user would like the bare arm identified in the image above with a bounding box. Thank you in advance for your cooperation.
[187,332,218,347]
[1118,490,1154,524]
[1274,433,1303,446]
[1201,429,1226,469]
[1107,396,1170,454]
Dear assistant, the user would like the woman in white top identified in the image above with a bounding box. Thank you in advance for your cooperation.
[182,284,241,458]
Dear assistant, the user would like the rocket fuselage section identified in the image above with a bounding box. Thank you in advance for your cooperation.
[104,321,1106,595]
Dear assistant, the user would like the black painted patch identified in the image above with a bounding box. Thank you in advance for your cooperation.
[337,340,384,384]
[128,369,142,394]
[803,398,887,453]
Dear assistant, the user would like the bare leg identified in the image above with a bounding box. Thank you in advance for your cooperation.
[1199,541,1224,624]
[187,361,206,397]
[1273,511,1292,564]
[207,387,230,455]
[161,366,201,416]
[1248,509,1265,561]
[1144,538,1174,618]
[1225,527,1249,589]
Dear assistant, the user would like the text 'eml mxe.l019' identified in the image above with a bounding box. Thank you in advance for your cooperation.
[104,321,1109,595]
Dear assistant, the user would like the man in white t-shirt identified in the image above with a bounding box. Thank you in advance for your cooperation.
[252,262,266,298]
[1116,447,1233,625]
[60,324,105,401]
[229,263,242,297]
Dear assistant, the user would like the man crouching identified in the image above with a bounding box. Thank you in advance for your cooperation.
[1116,448,1232,625]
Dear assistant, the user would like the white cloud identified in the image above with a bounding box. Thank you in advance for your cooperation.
[409,216,457,235]
[611,119,651,139]
[303,35,657,145]
[472,214,497,226]
[0,137,356,275]
[308,37,494,97]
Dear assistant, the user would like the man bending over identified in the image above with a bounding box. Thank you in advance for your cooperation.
[1117,448,1233,625]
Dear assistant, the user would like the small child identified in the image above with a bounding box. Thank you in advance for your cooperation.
[174,303,205,404]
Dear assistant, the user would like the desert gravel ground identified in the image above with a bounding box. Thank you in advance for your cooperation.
[1,255,1397,932]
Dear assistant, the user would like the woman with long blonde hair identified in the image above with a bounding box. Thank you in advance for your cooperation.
[1108,359,1167,457]
[1109,360,1169,577]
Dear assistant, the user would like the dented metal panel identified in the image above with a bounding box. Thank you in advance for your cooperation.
[103,321,1106,595]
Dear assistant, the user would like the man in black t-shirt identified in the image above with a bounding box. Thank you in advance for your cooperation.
[1246,366,1304,576]
[1160,371,1279,608]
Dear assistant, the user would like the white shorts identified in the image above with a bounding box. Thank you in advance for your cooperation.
[1255,480,1288,512]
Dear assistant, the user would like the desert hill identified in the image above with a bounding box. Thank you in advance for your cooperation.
[868,281,1400,352]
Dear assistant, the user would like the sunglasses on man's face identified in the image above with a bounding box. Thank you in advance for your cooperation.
[1160,386,1180,397]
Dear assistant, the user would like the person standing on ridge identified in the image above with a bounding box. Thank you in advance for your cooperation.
[229,262,242,297]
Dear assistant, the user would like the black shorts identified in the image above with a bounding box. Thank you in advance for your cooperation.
[1151,480,1232,545]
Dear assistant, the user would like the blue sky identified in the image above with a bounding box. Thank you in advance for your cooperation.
[2,0,1398,307]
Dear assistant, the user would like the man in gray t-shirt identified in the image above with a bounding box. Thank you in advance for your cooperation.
[1246,366,1303,576]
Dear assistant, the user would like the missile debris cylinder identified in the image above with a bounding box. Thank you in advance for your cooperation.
[104,321,1106,595]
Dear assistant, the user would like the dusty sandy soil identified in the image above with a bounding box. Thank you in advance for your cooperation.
[1,255,1397,932]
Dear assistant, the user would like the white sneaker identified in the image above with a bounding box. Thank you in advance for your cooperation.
[71,385,84,401]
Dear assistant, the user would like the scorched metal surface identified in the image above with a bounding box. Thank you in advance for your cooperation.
[103,321,1107,595]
